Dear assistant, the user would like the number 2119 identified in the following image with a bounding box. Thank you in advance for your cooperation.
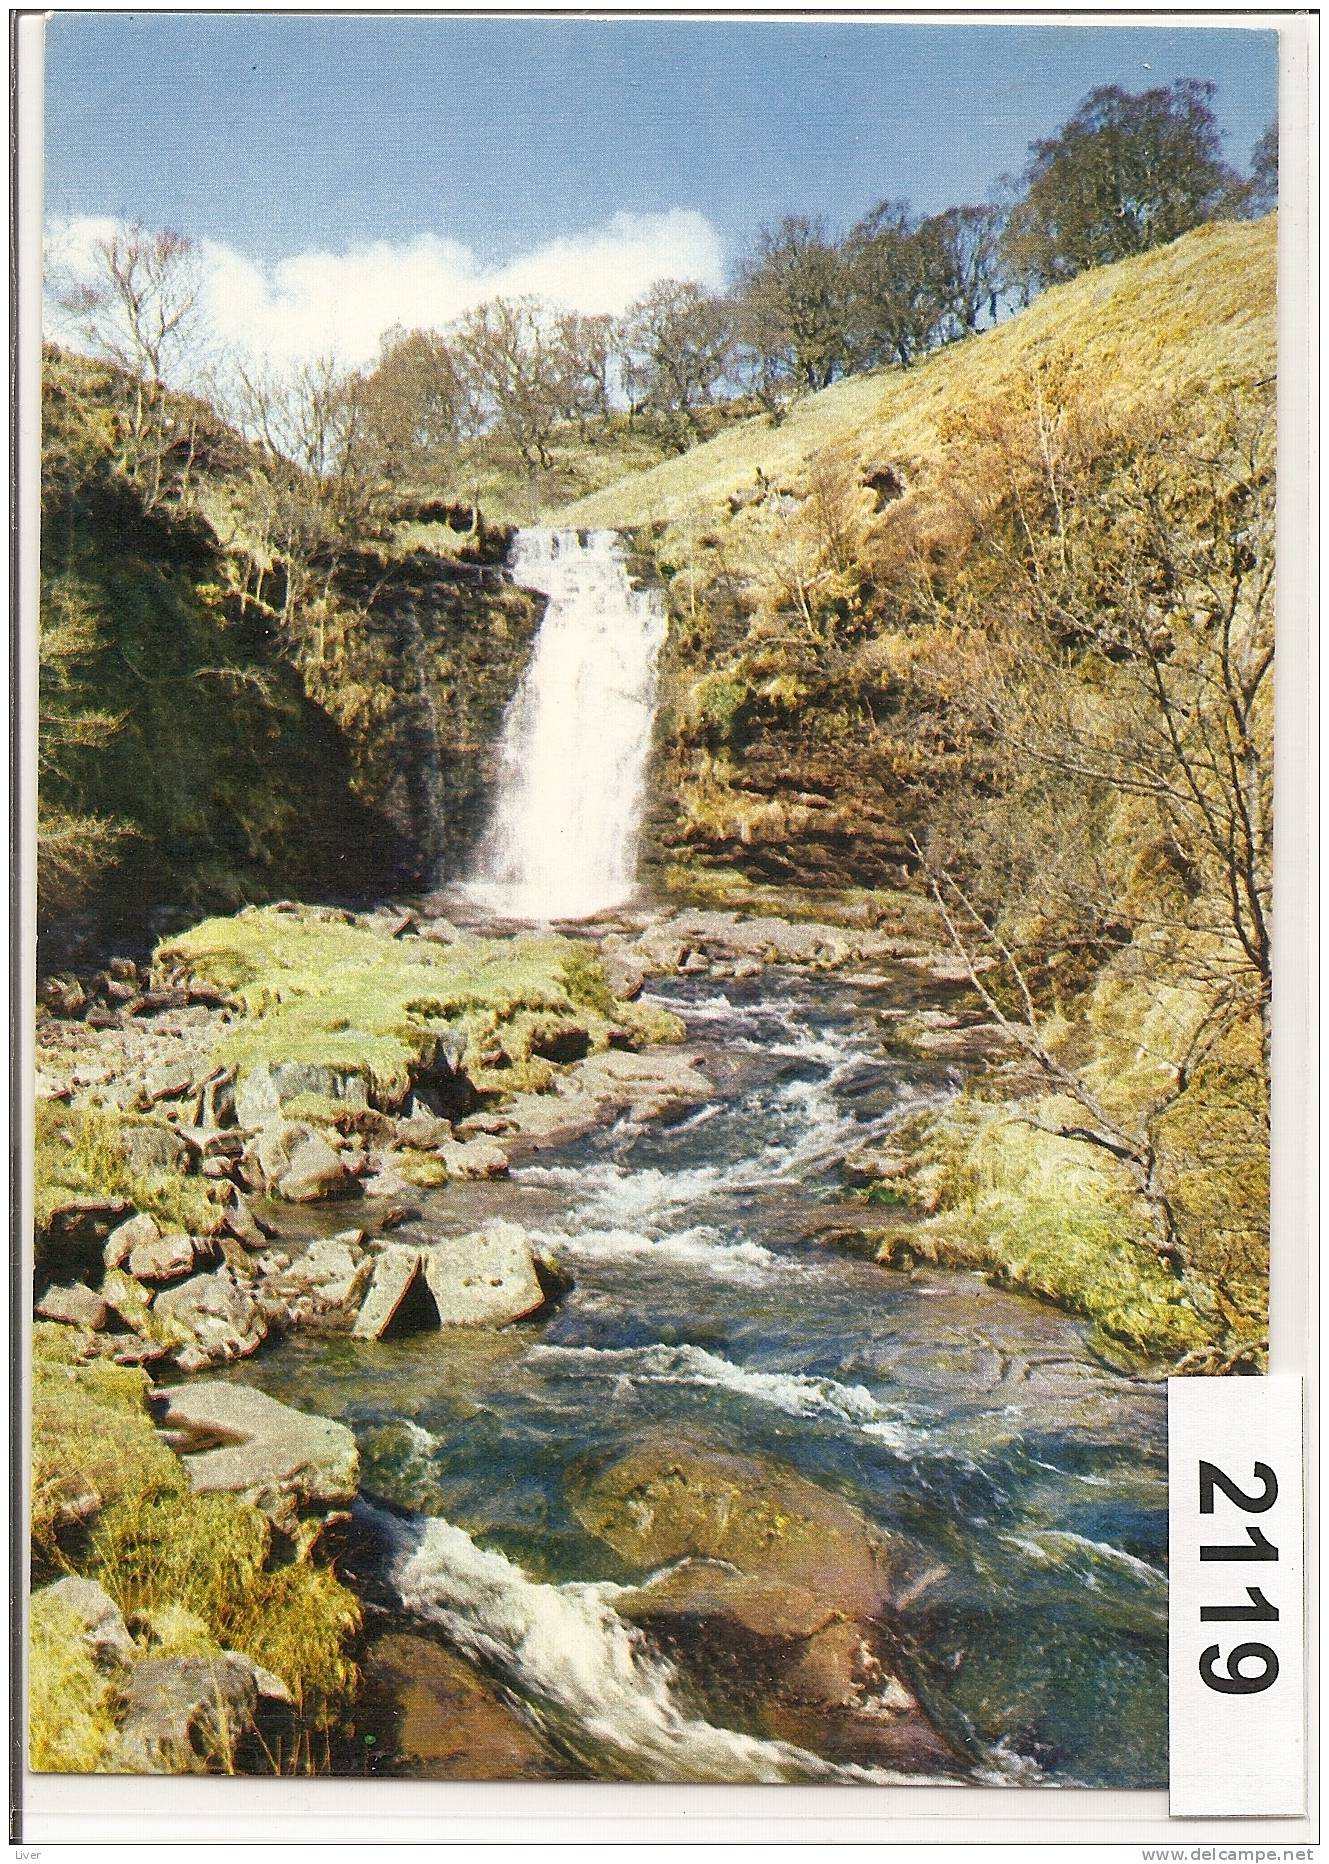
[1197,1459,1280,1695]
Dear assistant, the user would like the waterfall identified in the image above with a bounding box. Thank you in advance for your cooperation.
[466,529,666,921]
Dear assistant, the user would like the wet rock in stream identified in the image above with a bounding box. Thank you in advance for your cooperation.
[570,1439,971,1778]
[354,1632,572,1780]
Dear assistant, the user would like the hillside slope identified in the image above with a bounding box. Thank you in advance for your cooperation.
[553,218,1276,893]
[557,217,1274,532]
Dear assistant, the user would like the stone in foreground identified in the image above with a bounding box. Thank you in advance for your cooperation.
[108,1652,293,1774]
[34,1576,135,1670]
[150,1380,359,1537]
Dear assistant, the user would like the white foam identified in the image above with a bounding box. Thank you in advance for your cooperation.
[387,1510,924,1784]
[1001,1530,1165,1588]
[530,1341,913,1447]
[535,1224,777,1284]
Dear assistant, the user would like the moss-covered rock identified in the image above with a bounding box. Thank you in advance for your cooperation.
[156,905,684,1112]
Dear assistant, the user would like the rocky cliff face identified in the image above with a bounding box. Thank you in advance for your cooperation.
[329,541,543,885]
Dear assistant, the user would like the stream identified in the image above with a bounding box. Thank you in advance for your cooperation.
[223,968,1169,1788]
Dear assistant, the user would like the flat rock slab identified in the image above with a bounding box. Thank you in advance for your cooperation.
[352,1222,548,1339]
[35,1281,110,1331]
[150,1380,359,1535]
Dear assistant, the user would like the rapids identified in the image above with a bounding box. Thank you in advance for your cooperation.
[225,971,1169,1787]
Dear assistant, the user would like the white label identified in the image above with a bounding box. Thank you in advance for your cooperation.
[1169,1376,1306,1816]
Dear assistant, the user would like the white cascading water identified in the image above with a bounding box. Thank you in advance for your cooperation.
[386,1512,918,1784]
[466,529,666,921]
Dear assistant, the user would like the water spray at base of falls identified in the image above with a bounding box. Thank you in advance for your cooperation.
[466,529,666,922]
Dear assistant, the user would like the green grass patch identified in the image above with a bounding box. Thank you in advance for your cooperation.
[31,1336,362,1765]
[28,1590,118,1773]
[877,1103,1211,1361]
[158,907,683,1108]
[35,1102,221,1239]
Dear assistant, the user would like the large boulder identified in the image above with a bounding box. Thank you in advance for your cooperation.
[573,1443,892,1625]
[107,1652,293,1775]
[351,1222,551,1340]
[279,1131,353,1202]
[152,1268,267,1372]
[150,1381,359,1537]
[572,1439,969,1780]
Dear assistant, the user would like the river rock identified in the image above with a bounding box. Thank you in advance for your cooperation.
[150,1381,360,1536]
[574,1442,892,1626]
[35,1281,110,1331]
[576,1440,968,1778]
[395,1108,454,1150]
[34,1576,135,1670]
[435,1137,509,1181]
[258,1232,373,1329]
[152,1268,267,1371]
[242,1121,351,1202]
[352,1222,549,1339]
[601,951,646,1001]
[415,916,461,946]
[356,1632,565,1780]
[108,1652,293,1775]
[279,1130,353,1202]
[221,1190,270,1250]
[127,1230,215,1284]
[144,1059,197,1104]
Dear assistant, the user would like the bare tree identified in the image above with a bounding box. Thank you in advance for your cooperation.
[551,310,617,437]
[360,324,475,482]
[56,221,210,506]
[619,280,734,440]
[452,296,565,472]
[735,215,854,399]
[222,353,387,631]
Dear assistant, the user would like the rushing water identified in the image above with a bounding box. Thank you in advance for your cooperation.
[466,530,667,922]
[229,971,1169,1788]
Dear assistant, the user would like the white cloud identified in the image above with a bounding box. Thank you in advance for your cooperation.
[45,208,727,376]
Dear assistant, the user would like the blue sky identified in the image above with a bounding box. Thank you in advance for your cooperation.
[43,15,1278,368]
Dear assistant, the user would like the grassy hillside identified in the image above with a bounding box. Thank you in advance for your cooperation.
[557,217,1275,532]
[551,218,1276,1362]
